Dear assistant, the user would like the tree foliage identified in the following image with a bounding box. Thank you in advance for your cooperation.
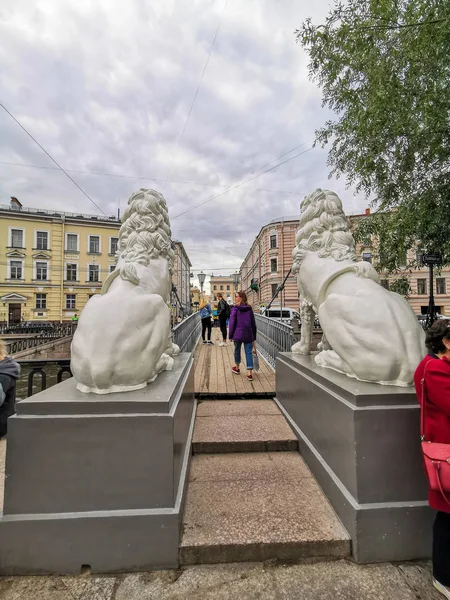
[296,0,450,269]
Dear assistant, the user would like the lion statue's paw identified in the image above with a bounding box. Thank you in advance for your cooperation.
[292,340,310,355]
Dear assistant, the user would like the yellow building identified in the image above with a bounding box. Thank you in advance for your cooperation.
[0,197,120,324]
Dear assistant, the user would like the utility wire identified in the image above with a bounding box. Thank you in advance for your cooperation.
[172,145,313,219]
[0,160,303,195]
[0,102,107,216]
[164,0,228,184]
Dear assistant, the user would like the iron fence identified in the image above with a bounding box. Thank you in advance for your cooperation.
[6,324,76,355]
[172,312,201,353]
[255,314,294,368]
[16,359,73,398]
[0,322,77,335]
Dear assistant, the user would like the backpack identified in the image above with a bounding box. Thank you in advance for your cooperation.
[221,300,231,318]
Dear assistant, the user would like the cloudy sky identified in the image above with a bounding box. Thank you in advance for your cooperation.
[0,0,367,289]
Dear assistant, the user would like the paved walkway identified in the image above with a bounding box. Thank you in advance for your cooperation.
[0,559,441,599]
[194,338,275,398]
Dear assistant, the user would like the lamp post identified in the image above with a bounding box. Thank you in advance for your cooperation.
[232,272,240,292]
[198,271,206,297]
[422,253,442,328]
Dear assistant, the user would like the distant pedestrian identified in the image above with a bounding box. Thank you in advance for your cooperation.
[414,320,450,598]
[71,313,79,322]
[199,297,213,345]
[217,292,231,346]
[0,339,21,439]
[229,291,257,381]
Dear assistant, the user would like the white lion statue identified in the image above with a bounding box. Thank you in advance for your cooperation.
[71,188,179,394]
[292,188,425,387]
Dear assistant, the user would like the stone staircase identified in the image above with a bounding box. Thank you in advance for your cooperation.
[180,400,350,565]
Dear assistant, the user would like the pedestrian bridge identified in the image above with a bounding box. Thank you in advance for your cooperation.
[172,311,295,398]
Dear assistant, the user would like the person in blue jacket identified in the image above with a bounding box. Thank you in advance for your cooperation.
[199,297,214,345]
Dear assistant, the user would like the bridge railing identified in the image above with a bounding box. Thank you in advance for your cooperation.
[15,358,73,399]
[255,314,294,368]
[172,312,201,353]
[5,324,76,355]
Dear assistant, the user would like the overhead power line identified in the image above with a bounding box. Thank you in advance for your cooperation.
[172,145,313,219]
[0,160,303,195]
[0,102,107,216]
[164,0,228,184]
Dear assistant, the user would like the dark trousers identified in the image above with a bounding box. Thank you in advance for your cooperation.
[433,511,450,586]
[219,315,227,341]
[201,317,212,341]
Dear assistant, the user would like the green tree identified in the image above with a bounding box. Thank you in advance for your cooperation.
[297,1,450,269]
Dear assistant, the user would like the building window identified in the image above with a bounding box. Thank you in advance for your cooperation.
[213,285,217,290]
[220,285,223,290]
[36,262,48,280]
[35,293,46,309]
[271,283,278,297]
[417,279,427,295]
[66,234,78,252]
[110,237,118,255]
[380,279,389,289]
[66,294,76,310]
[35,231,49,250]
[270,234,277,249]
[66,263,78,281]
[89,264,100,282]
[270,258,278,273]
[109,265,116,273]
[227,285,230,291]
[362,252,373,263]
[437,278,446,295]
[11,229,24,248]
[89,236,100,254]
[10,260,23,279]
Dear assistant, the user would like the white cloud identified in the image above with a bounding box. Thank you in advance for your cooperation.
[0,0,368,277]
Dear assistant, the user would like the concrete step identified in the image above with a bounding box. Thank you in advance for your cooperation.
[180,452,350,565]
[193,400,298,453]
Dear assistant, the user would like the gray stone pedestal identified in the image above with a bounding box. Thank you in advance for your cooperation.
[0,353,195,574]
[276,353,433,563]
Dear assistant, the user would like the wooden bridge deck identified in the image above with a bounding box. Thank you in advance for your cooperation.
[194,332,275,398]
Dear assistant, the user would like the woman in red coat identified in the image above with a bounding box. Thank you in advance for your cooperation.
[414,319,450,598]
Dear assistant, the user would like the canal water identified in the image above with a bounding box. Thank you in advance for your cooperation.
[16,364,71,401]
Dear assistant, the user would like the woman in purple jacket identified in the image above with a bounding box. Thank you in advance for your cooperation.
[229,291,257,381]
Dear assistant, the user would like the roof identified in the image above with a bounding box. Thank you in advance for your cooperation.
[0,203,120,224]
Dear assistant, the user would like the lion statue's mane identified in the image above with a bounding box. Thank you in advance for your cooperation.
[102,189,175,304]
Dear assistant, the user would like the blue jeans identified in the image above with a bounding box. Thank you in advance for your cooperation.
[234,341,254,369]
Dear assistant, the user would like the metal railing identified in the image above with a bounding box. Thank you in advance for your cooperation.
[255,314,294,368]
[6,324,76,355]
[172,312,201,353]
[16,359,73,398]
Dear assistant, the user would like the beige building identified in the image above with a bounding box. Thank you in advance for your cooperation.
[349,211,450,316]
[171,241,192,320]
[239,217,299,312]
[209,275,238,304]
[238,210,450,316]
[190,286,200,311]
[0,197,120,324]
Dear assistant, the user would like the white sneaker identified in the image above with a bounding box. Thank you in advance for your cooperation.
[218,342,225,347]
[433,578,450,599]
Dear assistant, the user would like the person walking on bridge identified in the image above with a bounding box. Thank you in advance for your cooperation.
[199,296,213,345]
[229,291,257,381]
[217,292,231,346]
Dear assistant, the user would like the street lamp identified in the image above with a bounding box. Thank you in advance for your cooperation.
[232,272,240,290]
[198,271,206,297]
